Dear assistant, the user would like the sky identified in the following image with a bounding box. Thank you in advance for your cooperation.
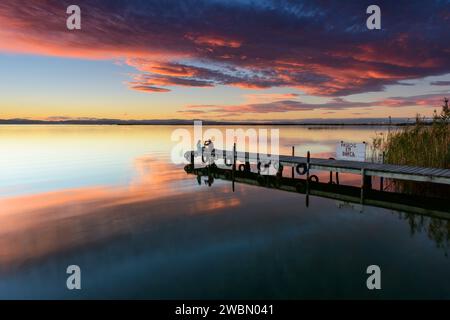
[0,0,449,121]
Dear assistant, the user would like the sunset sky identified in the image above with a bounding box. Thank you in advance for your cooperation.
[0,0,449,121]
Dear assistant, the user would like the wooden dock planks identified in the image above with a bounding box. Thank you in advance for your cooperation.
[192,149,450,185]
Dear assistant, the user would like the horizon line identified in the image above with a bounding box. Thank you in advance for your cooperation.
[0,117,427,126]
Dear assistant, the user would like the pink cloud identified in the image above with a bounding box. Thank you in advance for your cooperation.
[129,84,171,93]
[0,0,449,96]
[179,94,446,117]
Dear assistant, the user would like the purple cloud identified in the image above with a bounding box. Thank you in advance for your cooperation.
[0,0,449,96]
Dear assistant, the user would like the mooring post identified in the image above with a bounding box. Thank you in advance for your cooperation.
[360,168,372,204]
[291,146,295,178]
[306,151,310,180]
[306,151,310,207]
[232,143,236,192]
[380,151,385,191]
[360,168,365,204]
[328,157,335,184]
[207,161,212,187]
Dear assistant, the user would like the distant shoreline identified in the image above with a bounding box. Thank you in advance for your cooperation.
[0,118,426,126]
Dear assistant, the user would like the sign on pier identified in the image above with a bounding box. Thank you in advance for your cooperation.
[336,142,366,161]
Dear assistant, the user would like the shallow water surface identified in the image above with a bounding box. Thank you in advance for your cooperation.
[0,125,448,299]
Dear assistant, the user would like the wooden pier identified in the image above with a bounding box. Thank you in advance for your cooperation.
[186,149,450,186]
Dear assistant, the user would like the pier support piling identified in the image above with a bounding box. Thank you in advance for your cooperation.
[291,146,295,178]
[380,151,385,191]
[306,151,310,207]
[232,143,236,192]
[360,168,372,204]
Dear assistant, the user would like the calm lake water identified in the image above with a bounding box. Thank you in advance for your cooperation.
[0,125,449,299]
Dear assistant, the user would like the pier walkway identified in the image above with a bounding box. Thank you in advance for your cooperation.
[186,149,450,185]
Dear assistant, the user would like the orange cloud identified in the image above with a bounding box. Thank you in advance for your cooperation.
[186,34,242,48]
[0,0,449,96]
[179,93,446,118]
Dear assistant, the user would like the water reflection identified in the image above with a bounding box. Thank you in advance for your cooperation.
[0,156,240,272]
[0,125,449,299]
[400,213,450,255]
[186,164,450,257]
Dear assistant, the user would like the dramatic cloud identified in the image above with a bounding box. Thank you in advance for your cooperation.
[0,0,449,96]
[179,93,447,117]
[128,84,171,93]
[430,81,450,86]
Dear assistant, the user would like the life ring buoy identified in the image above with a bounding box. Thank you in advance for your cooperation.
[257,161,270,173]
[238,164,246,172]
[296,163,307,175]
[308,175,319,183]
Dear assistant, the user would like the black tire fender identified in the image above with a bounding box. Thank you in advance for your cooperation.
[296,163,307,175]
[257,161,270,173]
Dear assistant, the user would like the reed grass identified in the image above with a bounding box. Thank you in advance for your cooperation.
[384,121,449,169]
[372,98,450,196]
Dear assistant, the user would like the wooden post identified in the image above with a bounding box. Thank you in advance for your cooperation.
[360,168,365,204]
[306,151,310,207]
[207,163,211,186]
[306,151,310,179]
[380,151,385,191]
[328,157,335,184]
[291,146,295,178]
[388,116,391,134]
[360,168,372,204]
[232,143,236,192]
